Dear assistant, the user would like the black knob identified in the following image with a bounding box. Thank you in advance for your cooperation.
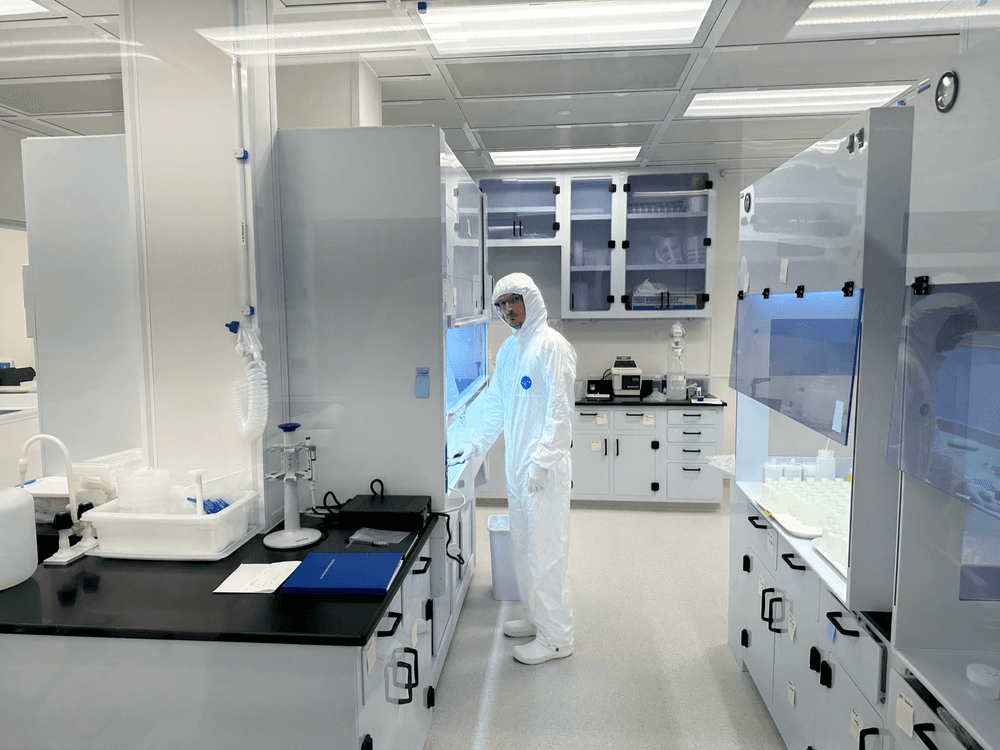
[77,502,95,517]
[53,510,73,531]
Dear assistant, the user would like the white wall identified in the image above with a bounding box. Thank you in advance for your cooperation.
[276,59,381,129]
[0,128,26,225]
[0,228,34,370]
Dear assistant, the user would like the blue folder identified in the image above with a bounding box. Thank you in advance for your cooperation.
[282,552,404,595]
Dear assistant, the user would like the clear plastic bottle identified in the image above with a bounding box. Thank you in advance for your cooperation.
[1,466,38,591]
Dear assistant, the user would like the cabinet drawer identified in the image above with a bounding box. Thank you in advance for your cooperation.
[774,536,820,628]
[819,588,885,706]
[666,409,719,426]
[613,410,657,430]
[574,410,610,430]
[667,463,719,501]
[667,426,718,444]
[666,444,716,462]
[887,670,969,750]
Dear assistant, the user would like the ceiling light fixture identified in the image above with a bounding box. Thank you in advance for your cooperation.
[683,85,910,117]
[490,146,641,167]
[794,0,1000,29]
[419,0,712,55]
[0,0,46,15]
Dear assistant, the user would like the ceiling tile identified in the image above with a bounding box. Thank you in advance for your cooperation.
[648,139,819,163]
[443,128,474,152]
[362,51,429,78]
[459,91,676,129]
[716,0,810,46]
[454,151,485,172]
[696,35,962,90]
[40,112,124,135]
[444,51,692,98]
[57,0,119,16]
[381,76,444,102]
[478,123,655,150]
[0,78,122,115]
[382,99,462,128]
[662,116,851,143]
[0,26,121,79]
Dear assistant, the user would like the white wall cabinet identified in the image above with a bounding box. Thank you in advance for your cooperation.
[571,404,723,503]
[480,169,716,319]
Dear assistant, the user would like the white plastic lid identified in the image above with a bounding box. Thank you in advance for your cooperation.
[818,449,835,458]
[967,663,1000,697]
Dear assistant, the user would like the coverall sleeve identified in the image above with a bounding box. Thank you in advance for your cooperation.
[529,338,577,470]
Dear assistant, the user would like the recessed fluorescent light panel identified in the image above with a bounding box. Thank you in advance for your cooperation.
[420,0,712,55]
[490,146,641,167]
[0,0,47,15]
[684,85,911,117]
[789,0,1000,39]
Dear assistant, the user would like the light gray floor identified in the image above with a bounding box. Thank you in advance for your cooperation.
[424,490,786,750]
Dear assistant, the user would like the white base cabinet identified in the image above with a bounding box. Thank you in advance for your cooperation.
[572,403,723,504]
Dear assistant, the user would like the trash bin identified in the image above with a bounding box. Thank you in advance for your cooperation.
[487,514,519,601]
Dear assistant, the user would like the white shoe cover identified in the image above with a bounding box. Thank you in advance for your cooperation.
[513,638,573,665]
[503,619,536,638]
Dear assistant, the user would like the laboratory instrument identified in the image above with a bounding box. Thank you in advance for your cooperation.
[611,356,642,397]
[585,378,613,400]
[338,494,431,533]
[263,423,322,550]
[666,322,687,401]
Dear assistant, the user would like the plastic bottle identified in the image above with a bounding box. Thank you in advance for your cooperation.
[1,465,38,591]
[816,449,836,481]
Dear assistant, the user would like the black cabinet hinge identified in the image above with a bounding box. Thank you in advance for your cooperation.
[651,482,660,491]
[819,660,833,688]
[426,686,436,709]
[606,295,615,304]
[842,281,855,297]
[651,440,660,449]
[796,285,805,298]
[552,221,560,231]
[737,290,745,300]
[912,275,931,295]
[742,554,751,572]
[705,180,713,189]
[608,240,616,249]
[703,237,712,246]
[609,183,617,193]
[623,183,631,192]
[740,628,749,648]
[622,239,630,249]
[622,294,632,311]
[552,185,560,194]
[424,599,433,621]
[809,646,822,672]
[361,735,373,750]
[762,287,770,299]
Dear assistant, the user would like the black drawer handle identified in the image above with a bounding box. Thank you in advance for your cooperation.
[767,596,784,633]
[826,610,860,637]
[859,727,878,749]
[781,553,807,571]
[913,723,939,750]
[625,412,644,416]
[760,587,775,623]
[604,439,608,456]
[683,448,701,453]
[412,556,431,575]
[682,467,701,472]
[377,611,403,637]
[819,659,833,688]
[683,431,702,435]
[748,515,768,529]
[580,412,598,416]
[403,646,420,688]
[388,660,414,705]
[809,646,821,672]
[682,413,702,417]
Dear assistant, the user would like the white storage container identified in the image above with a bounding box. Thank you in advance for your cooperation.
[487,514,519,601]
[81,490,257,559]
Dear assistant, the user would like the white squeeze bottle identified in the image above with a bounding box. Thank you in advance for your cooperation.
[0,462,38,591]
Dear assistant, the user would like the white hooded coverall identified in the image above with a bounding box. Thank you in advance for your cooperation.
[464,273,576,649]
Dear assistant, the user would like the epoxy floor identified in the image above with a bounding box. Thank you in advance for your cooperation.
[424,490,786,750]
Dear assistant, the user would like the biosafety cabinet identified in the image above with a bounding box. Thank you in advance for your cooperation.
[729,34,1000,750]
[277,125,488,690]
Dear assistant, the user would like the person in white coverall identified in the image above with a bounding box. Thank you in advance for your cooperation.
[450,273,577,665]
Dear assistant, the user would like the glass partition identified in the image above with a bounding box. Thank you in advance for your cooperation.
[890,281,1000,520]
[446,321,488,415]
[732,290,864,445]
[479,177,557,240]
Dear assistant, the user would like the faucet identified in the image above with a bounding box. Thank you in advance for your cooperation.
[19,434,80,523]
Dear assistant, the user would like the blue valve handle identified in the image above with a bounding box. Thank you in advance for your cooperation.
[278,423,301,433]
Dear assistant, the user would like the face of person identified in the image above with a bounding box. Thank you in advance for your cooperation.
[935,312,977,353]
[495,292,526,329]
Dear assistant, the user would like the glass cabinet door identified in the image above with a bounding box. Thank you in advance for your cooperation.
[480,177,558,240]
[569,176,614,312]
[624,173,710,311]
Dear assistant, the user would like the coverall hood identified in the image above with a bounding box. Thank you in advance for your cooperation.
[493,273,548,341]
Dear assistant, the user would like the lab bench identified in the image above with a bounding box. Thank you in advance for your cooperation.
[0,515,455,750]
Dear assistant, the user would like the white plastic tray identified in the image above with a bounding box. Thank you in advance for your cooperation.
[811,537,847,576]
[86,525,261,561]
[757,502,822,539]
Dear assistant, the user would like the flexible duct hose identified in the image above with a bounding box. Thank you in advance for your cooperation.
[232,358,268,442]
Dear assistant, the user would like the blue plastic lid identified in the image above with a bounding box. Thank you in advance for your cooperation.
[225,321,240,334]
[278,422,301,432]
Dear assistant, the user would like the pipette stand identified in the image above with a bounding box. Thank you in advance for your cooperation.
[263,423,322,550]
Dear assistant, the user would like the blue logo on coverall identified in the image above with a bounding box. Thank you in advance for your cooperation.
[521,376,532,390]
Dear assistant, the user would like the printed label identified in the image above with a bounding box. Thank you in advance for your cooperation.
[596,413,608,425]
[766,530,775,554]
[787,681,795,706]
[895,692,915,737]
[643,414,654,426]
[591,440,601,452]
[366,638,377,674]
[788,613,797,641]
[850,709,863,741]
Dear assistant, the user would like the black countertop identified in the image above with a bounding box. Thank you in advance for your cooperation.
[575,393,727,408]
[0,515,438,648]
